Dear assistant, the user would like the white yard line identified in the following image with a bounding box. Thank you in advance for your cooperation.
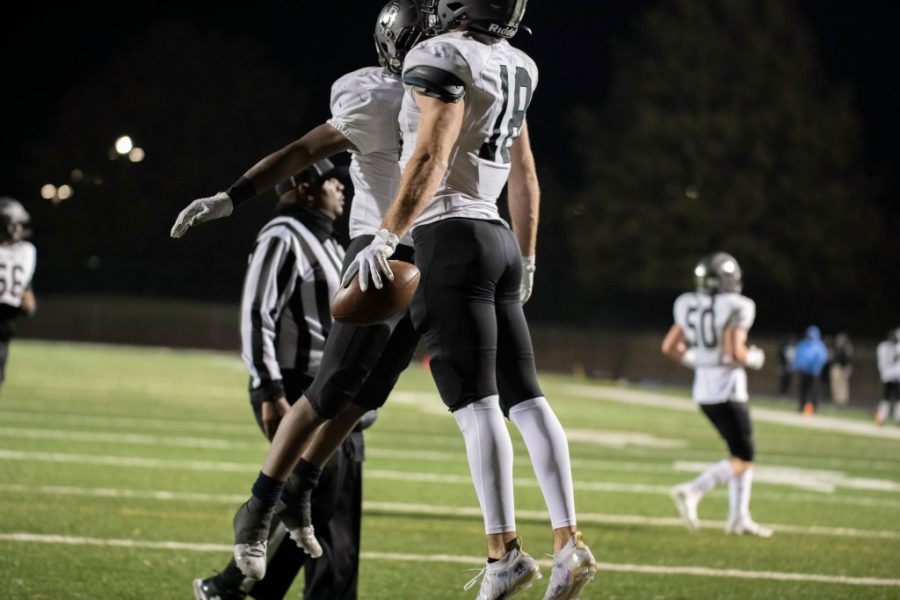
[566,384,900,440]
[1,483,898,541]
[0,426,257,450]
[3,449,900,509]
[0,532,897,587]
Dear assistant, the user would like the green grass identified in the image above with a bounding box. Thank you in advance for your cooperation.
[1,339,898,599]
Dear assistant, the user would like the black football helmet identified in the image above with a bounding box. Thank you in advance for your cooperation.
[0,197,31,243]
[694,252,743,294]
[374,0,431,74]
[433,0,528,38]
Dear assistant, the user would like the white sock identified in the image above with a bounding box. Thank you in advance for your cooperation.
[727,476,740,523]
[738,467,754,520]
[453,396,516,534]
[691,459,733,495]
[508,397,576,529]
[877,400,890,423]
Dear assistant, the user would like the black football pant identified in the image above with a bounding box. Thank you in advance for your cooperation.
[409,218,543,413]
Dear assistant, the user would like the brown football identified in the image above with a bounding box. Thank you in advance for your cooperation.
[331,260,421,326]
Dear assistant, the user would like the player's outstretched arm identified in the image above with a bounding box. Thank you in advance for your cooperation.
[170,124,354,238]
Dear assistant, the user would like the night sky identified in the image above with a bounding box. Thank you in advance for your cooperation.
[1,1,898,333]
[3,2,898,194]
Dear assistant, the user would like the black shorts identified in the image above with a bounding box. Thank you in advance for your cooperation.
[306,236,420,419]
[885,381,900,401]
[700,401,755,462]
[410,218,542,412]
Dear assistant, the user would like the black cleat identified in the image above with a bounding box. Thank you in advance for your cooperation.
[232,499,273,580]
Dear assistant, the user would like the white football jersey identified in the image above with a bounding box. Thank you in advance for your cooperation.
[326,67,409,246]
[876,340,900,383]
[673,291,757,403]
[0,241,36,308]
[399,31,539,228]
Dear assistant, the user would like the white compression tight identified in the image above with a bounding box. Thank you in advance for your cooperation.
[453,396,516,534]
[508,397,577,529]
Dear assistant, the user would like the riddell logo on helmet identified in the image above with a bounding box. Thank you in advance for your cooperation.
[488,23,516,36]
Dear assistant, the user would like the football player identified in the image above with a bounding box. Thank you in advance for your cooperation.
[875,328,900,425]
[171,0,433,587]
[343,1,597,598]
[661,252,772,537]
[0,197,37,391]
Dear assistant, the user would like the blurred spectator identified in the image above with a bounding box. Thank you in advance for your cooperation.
[0,197,37,393]
[791,325,828,414]
[875,328,900,426]
[776,335,797,396]
[829,332,854,406]
[820,334,834,402]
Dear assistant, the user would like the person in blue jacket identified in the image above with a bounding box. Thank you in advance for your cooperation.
[792,325,828,413]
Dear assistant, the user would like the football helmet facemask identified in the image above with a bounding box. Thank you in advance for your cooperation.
[433,0,529,38]
[0,197,31,243]
[374,0,431,74]
[694,252,742,294]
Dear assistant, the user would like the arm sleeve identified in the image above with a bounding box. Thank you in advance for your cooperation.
[402,42,472,101]
[240,235,296,396]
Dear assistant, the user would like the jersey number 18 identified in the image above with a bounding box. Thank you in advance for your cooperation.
[479,65,533,164]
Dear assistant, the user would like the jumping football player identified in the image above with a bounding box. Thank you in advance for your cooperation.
[662,252,772,537]
[171,0,431,585]
[342,1,598,598]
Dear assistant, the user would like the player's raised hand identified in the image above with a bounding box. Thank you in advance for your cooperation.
[340,229,399,292]
[170,191,234,238]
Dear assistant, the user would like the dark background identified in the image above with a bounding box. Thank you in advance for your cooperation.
[2,1,898,337]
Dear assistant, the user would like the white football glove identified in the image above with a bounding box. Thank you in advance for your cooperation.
[745,345,765,370]
[680,348,696,368]
[170,191,234,238]
[521,256,536,304]
[340,229,399,292]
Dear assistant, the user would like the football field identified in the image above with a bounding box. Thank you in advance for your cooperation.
[1,340,899,599]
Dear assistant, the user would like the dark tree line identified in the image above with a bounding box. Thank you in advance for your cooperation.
[564,0,887,331]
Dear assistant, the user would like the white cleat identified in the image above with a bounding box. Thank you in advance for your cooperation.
[233,541,267,580]
[288,525,323,558]
[543,531,598,600]
[670,484,701,531]
[464,541,542,600]
[726,518,773,538]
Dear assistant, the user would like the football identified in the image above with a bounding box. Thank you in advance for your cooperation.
[331,260,421,326]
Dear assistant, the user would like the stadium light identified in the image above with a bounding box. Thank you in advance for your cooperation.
[70,168,84,182]
[114,135,134,155]
[128,147,145,163]
[57,185,73,200]
[40,184,57,200]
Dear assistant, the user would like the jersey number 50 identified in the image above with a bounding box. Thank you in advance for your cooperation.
[479,65,533,164]
[686,305,718,349]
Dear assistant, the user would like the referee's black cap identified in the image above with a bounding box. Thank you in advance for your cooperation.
[275,159,349,196]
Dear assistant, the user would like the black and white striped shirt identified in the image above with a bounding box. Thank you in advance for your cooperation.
[240,212,344,396]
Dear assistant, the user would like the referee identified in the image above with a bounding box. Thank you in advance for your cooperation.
[194,160,372,600]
